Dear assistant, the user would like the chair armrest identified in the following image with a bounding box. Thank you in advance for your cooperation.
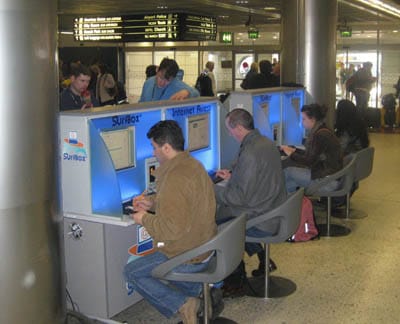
[152,241,216,279]
[305,156,356,196]
[152,214,246,279]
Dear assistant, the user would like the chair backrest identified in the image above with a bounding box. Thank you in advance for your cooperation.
[354,146,374,182]
[246,188,304,244]
[305,154,356,197]
[151,214,246,284]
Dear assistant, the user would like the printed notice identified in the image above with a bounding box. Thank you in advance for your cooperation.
[187,114,210,152]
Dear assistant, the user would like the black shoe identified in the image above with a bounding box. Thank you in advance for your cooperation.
[198,287,224,320]
[210,287,224,319]
[221,281,247,298]
[251,258,277,277]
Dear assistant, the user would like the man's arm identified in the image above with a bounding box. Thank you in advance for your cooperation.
[169,79,199,100]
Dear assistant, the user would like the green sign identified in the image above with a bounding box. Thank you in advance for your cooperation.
[248,30,259,39]
[220,32,232,43]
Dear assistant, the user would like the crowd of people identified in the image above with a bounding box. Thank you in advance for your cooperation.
[59,56,374,324]
[121,97,370,323]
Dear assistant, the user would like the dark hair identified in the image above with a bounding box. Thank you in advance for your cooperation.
[158,58,179,80]
[301,103,328,122]
[146,120,185,151]
[226,108,254,130]
[70,63,91,78]
[335,99,369,148]
[145,65,157,79]
[259,60,273,75]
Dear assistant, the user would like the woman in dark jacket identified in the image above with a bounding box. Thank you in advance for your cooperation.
[281,103,343,193]
[335,99,369,155]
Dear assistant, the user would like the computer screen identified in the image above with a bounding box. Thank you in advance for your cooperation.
[187,113,210,152]
[100,126,135,170]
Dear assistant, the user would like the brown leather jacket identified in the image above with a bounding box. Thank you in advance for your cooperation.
[142,151,217,260]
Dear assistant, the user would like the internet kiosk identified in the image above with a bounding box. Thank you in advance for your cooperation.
[59,98,220,318]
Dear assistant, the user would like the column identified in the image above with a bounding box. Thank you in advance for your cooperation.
[0,1,63,323]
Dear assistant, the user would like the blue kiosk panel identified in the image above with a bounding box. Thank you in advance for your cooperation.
[252,92,281,143]
[282,89,304,145]
[165,101,219,173]
[89,109,162,216]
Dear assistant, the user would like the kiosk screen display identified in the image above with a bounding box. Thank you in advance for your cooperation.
[187,114,210,152]
[100,126,135,170]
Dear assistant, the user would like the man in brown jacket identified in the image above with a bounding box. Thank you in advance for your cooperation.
[124,120,217,324]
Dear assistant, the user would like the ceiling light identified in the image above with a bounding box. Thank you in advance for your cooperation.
[263,7,276,11]
[353,0,400,18]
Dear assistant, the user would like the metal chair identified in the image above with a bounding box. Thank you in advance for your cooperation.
[334,146,375,220]
[152,214,246,324]
[245,188,303,299]
[305,154,356,237]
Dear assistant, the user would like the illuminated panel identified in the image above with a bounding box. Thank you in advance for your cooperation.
[74,13,216,42]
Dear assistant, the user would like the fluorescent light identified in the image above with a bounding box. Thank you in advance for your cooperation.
[354,0,400,18]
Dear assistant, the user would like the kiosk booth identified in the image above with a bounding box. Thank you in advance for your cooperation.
[220,87,305,168]
[59,98,220,318]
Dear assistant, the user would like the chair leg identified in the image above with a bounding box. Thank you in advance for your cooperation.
[264,243,270,298]
[202,283,210,324]
[318,197,352,237]
[345,193,350,219]
[245,243,296,299]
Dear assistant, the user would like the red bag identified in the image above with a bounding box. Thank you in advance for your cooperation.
[288,197,319,242]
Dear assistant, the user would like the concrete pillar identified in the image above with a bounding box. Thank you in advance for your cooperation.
[0,1,63,323]
[281,0,338,127]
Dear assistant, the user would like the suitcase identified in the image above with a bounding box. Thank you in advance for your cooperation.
[365,108,381,129]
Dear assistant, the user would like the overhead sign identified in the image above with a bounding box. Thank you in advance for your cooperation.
[220,32,233,43]
[74,13,217,42]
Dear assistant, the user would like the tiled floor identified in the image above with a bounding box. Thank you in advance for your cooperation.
[112,132,400,324]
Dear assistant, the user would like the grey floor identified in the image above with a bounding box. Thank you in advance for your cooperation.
[112,132,400,324]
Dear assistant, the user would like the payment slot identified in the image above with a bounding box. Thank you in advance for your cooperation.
[281,88,305,145]
[164,99,220,174]
[252,91,282,144]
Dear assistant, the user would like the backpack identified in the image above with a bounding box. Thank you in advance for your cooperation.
[288,196,319,242]
[195,72,214,96]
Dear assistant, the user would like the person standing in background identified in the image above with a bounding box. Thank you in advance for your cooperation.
[240,62,258,90]
[96,63,117,106]
[204,61,217,96]
[139,58,199,102]
[59,63,99,111]
[350,62,377,114]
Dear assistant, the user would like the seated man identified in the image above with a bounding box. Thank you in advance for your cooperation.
[139,58,199,102]
[214,109,287,293]
[124,120,217,324]
[59,63,99,111]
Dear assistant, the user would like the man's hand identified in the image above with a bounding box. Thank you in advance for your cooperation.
[170,89,190,100]
[132,210,146,225]
[215,169,231,180]
[280,145,296,156]
[133,194,153,211]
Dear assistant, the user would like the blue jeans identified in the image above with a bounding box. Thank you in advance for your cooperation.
[246,226,273,255]
[284,167,312,193]
[123,251,208,318]
[284,167,339,194]
[215,214,271,256]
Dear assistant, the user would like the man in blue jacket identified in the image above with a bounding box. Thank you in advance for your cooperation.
[139,58,199,102]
